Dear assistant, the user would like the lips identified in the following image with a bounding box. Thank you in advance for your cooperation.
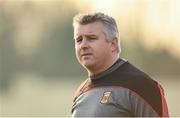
[81,53,93,57]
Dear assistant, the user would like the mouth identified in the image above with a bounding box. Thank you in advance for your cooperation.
[81,53,93,57]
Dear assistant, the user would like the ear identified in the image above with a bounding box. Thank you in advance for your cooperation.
[110,38,118,52]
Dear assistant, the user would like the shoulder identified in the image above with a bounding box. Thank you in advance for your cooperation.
[113,61,166,116]
[112,61,159,88]
[96,61,159,90]
[73,79,91,102]
[92,61,165,116]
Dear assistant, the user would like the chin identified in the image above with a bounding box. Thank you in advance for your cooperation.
[82,61,94,69]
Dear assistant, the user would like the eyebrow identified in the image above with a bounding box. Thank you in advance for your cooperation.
[85,34,97,38]
[75,34,97,40]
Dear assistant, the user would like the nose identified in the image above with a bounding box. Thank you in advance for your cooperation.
[80,39,89,49]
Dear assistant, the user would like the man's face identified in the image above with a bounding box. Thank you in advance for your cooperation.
[74,21,114,72]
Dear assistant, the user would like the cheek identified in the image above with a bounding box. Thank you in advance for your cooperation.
[75,46,80,57]
[96,46,110,57]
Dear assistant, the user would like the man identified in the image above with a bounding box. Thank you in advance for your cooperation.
[71,12,169,117]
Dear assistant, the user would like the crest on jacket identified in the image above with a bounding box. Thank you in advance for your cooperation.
[100,91,111,104]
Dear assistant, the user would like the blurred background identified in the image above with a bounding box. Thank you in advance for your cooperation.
[0,0,180,116]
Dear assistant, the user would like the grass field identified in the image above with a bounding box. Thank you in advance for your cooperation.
[0,74,179,116]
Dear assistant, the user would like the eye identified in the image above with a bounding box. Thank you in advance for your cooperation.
[75,37,83,43]
[90,37,97,39]
[88,36,97,40]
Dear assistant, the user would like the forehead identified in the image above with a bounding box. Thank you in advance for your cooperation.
[74,21,104,37]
